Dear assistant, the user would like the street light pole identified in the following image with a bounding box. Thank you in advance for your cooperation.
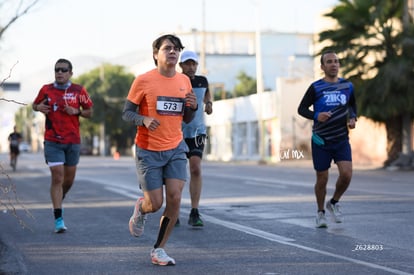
[200,0,207,75]
[255,1,264,96]
[255,0,265,161]
[402,0,413,154]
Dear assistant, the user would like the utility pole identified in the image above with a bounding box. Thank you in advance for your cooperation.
[255,0,266,161]
[200,0,207,75]
[402,0,413,154]
[99,64,106,156]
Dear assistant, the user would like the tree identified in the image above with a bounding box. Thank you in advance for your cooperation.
[0,0,39,41]
[73,64,136,155]
[232,71,257,97]
[0,0,39,230]
[318,0,414,166]
[1,0,39,125]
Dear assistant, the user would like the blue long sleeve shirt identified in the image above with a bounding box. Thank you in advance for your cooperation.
[298,78,357,144]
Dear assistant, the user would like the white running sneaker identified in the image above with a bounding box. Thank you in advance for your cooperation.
[129,197,147,237]
[326,201,343,223]
[315,211,328,228]
[151,248,176,266]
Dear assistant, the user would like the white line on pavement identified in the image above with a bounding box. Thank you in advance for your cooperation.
[90,174,411,275]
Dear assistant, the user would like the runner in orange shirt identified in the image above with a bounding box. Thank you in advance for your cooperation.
[122,34,197,266]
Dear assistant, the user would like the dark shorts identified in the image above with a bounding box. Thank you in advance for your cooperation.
[44,140,80,166]
[184,135,206,159]
[311,139,352,171]
[10,145,20,155]
[135,140,188,192]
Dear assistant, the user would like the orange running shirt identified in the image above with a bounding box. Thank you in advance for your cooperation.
[127,69,192,151]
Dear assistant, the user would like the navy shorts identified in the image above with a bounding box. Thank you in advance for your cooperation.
[10,145,20,155]
[44,140,80,166]
[311,139,352,171]
[184,135,206,159]
[135,140,188,192]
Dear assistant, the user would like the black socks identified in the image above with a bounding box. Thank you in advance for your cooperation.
[154,216,170,249]
[54,208,62,219]
[318,199,338,213]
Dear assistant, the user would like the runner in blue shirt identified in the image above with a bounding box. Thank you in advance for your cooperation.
[298,50,357,228]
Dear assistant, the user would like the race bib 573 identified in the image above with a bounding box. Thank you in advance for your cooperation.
[156,96,185,116]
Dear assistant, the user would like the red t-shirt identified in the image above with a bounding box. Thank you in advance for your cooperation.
[33,83,93,144]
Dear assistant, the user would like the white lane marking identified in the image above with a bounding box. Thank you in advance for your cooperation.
[209,172,413,197]
[203,214,294,242]
[104,186,142,198]
[90,176,412,275]
[210,173,308,187]
[76,176,141,194]
[198,212,411,275]
[199,212,411,275]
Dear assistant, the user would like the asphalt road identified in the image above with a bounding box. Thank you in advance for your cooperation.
[1,152,413,275]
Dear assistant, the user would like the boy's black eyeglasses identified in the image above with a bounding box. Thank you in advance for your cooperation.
[55,68,70,73]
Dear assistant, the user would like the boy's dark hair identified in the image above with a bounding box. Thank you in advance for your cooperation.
[152,34,184,66]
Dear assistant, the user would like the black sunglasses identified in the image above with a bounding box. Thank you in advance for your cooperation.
[55,67,70,73]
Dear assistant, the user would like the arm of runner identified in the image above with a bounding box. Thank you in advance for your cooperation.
[183,92,198,124]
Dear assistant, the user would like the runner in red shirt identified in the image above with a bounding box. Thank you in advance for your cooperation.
[32,58,93,233]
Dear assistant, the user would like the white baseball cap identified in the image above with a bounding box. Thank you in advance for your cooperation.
[180,51,199,63]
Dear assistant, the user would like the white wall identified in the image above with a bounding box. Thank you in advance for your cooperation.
[205,91,281,162]
[204,76,388,166]
[278,77,314,158]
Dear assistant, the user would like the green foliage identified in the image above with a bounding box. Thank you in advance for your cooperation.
[213,91,232,101]
[0,0,39,41]
[232,71,257,97]
[14,105,34,142]
[318,0,414,163]
[73,64,136,154]
[318,0,414,122]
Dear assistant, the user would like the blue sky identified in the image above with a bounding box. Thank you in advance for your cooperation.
[1,0,338,80]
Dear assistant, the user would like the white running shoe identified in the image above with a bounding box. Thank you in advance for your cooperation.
[315,211,328,228]
[129,197,147,237]
[326,201,343,223]
[151,248,176,266]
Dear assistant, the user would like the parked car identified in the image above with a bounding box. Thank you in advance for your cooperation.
[19,142,32,152]
[80,145,93,155]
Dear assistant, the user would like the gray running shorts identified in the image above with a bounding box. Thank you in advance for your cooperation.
[44,140,80,166]
[135,140,189,191]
